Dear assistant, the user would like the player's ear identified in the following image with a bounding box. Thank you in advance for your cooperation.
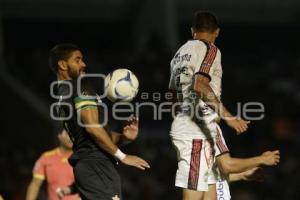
[58,60,68,71]
[214,28,220,38]
[191,27,195,38]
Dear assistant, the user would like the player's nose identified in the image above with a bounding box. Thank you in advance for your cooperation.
[81,61,87,68]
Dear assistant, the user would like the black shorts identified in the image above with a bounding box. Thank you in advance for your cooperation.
[74,158,122,200]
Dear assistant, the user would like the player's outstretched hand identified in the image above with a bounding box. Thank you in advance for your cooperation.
[225,117,250,135]
[56,187,71,199]
[261,150,280,166]
[123,117,139,141]
[121,155,150,170]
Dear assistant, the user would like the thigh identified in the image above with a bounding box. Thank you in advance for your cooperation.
[216,180,231,200]
[183,188,204,200]
[203,184,217,200]
[74,159,122,200]
[172,137,211,192]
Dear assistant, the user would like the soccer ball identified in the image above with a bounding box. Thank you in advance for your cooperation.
[105,69,139,102]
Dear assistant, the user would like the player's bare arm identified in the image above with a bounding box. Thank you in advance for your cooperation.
[217,150,280,175]
[193,74,250,134]
[228,167,264,183]
[26,177,44,200]
[80,108,118,155]
[80,108,150,170]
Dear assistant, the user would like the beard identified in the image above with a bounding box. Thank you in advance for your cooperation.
[68,66,80,79]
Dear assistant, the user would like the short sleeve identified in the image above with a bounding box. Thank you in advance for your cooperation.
[194,40,218,81]
[32,155,46,180]
[73,96,98,111]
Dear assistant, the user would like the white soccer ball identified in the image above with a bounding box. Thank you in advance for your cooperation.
[105,69,139,102]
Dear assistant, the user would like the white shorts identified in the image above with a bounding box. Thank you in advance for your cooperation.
[170,115,229,191]
[216,179,231,200]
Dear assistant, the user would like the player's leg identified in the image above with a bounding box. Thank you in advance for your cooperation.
[73,159,122,200]
[171,116,213,200]
[203,184,217,200]
[203,137,220,200]
[216,179,232,200]
[171,136,211,200]
[203,124,231,200]
[183,188,204,200]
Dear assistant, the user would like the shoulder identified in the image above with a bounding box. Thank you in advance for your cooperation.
[35,148,58,166]
[176,40,204,50]
[41,148,58,158]
[190,40,209,50]
[195,40,220,53]
[186,40,218,57]
[176,40,208,57]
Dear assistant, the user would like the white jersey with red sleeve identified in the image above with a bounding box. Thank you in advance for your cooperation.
[169,40,223,134]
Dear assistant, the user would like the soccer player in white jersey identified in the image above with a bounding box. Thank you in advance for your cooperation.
[169,11,280,200]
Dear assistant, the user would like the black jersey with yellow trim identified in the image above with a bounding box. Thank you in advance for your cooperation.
[57,79,116,166]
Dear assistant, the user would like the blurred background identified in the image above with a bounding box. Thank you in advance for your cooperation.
[0,0,300,199]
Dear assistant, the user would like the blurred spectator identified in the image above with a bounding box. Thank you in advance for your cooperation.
[26,130,80,200]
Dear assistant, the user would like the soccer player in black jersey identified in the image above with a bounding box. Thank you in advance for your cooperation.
[49,43,150,200]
